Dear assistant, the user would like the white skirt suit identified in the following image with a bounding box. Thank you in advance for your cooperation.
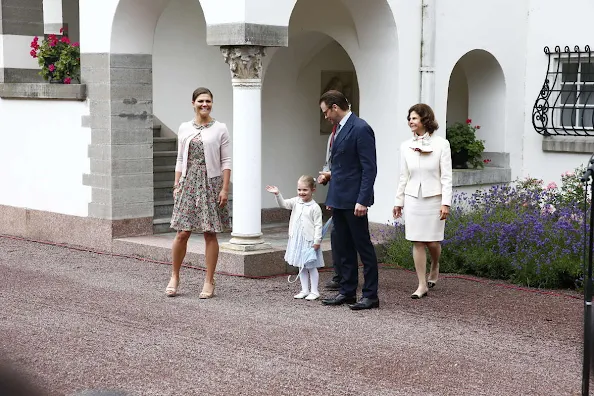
[394,134,453,242]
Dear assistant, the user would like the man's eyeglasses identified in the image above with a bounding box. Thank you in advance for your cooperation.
[322,105,335,116]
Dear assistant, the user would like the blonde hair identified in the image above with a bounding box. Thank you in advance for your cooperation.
[298,175,316,190]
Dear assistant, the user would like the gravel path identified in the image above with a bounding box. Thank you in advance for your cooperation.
[0,236,583,396]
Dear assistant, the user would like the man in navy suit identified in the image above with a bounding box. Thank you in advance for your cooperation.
[318,90,379,310]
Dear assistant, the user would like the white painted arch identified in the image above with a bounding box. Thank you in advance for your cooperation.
[261,0,400,224]
[446,49,507,152]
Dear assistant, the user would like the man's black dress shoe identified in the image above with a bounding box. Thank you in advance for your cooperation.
[321,294,356,306]
[325,280,341,291]
[348,297,380,310]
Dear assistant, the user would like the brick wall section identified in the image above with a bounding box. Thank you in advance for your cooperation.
[82,53,154,229]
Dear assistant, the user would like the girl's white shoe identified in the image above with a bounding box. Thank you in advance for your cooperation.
[305,292,320,301]
[294,291,309,299]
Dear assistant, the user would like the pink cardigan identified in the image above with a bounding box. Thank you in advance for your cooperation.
[175,120,231,178]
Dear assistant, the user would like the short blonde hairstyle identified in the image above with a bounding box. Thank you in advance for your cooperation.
[298,175,316,190]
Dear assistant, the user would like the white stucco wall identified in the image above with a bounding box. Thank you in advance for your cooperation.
[435,0,530,182]
[71,0,594,228]
[152,0,233,137]
[0,100,90,216]
[522,0,594,184]
[0,35,40,69]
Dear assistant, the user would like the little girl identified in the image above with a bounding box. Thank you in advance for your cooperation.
[266,175,325,300]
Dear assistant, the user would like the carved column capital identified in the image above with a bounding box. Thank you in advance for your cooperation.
[220,46,266,80]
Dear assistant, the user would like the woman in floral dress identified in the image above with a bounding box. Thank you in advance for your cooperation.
[165,87,231,299]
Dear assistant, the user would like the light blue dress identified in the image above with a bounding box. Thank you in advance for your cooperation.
[284,199,325,269]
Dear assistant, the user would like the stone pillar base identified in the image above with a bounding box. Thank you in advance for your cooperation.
[221,234,272,252]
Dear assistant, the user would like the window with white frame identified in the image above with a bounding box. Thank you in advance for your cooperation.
[558,59,594,128]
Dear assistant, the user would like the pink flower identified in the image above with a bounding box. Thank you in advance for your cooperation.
[60,36,70,44]
[483,159,492,164]
[546,182,557,190]
[48,40,56,47]
[59,27,64,33]
[476,125,481,129]
[48,64,55,72]
[466,119,472,124]
[541,204,556,215]
[73,42,79,47]
[30,49,37,58]
[63,77,72,84]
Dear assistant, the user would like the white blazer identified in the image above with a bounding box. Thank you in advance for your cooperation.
[274,194,323,244]
[394,134,453,207]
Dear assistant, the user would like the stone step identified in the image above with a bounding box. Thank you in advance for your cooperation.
[153,217,173,234]
[153,124,162,138]
[153,151,177,167]
[154,181,174,200]
[154,199,174,217]
[153,137,177,152]
[153,165,176,182]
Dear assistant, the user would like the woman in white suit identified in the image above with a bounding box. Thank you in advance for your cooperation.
[393,104,453,299]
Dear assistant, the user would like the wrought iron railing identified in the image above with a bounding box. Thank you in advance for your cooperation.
[532,45,593,136]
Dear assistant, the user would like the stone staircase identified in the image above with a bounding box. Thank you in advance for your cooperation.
[152,124,177,234]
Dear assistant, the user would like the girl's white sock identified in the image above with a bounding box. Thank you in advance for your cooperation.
[299,269,309,293]
[309,268,319,295]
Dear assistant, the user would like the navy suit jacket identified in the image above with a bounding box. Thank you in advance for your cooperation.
[326,113,377,209]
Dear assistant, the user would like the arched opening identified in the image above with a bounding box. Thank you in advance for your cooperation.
[446,50,506,152]
[262,0,399,221]
[262,32,359,204]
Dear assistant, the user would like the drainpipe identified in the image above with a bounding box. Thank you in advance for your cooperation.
[420,0,436,107]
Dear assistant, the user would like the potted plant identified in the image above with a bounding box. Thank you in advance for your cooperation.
[446,119,486,169]
[29,28,80,84]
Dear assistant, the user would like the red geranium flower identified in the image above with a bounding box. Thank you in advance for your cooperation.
[63,77,72,84]
[466,118,472,124]
[48,64,55,72]
[60,36,70,44]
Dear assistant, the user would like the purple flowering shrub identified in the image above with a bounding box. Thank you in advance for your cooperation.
[384,166,588,289]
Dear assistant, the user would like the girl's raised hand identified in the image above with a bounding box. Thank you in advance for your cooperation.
[266,185,279,195]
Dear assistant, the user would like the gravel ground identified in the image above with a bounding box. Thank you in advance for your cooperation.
[0,236,584,396]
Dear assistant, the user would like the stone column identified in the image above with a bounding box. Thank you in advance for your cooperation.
[220,45,270,250]
[0,0,44,82]
[81,53,154,238]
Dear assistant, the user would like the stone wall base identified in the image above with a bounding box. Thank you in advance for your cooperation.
[0,205,152,250]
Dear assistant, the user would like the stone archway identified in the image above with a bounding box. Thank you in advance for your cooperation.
[446,50,506,151]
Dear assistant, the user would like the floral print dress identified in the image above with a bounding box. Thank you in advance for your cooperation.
[170,121,231,233]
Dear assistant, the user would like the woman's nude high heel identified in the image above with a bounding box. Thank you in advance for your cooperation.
[165,279,179,297]
[199,280,215,299]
